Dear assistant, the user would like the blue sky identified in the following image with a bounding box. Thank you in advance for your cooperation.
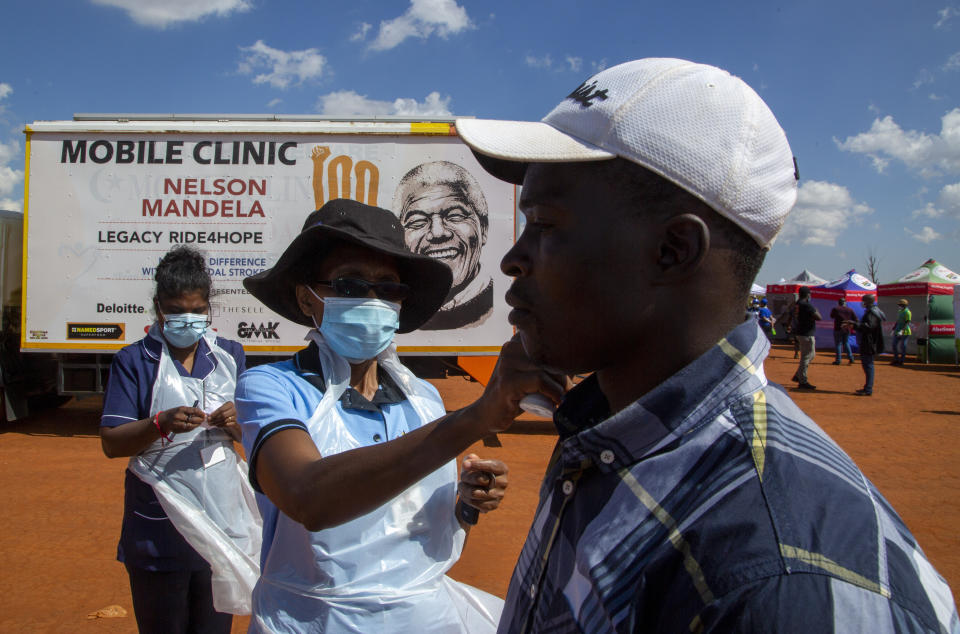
[0,0,958,285]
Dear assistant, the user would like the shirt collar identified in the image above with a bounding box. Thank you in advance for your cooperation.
[554,319,769,473]
[294,342,404,412]
[141,328,217,379]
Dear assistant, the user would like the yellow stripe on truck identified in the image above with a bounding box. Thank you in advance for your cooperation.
[410,122,456,136]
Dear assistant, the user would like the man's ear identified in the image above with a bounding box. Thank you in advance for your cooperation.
[653,213,710,283]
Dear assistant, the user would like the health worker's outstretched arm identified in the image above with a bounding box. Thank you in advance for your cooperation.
[248,337,562,532]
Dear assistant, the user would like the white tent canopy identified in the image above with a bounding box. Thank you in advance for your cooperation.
[783,269,827,285]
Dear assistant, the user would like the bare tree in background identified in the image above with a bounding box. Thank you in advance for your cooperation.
[865,246,881,284]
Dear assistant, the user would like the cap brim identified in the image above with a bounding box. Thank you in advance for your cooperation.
[455,119,614,184]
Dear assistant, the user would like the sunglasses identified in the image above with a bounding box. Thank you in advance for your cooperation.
[314,277,410,302]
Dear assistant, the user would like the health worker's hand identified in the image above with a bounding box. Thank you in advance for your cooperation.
[157,405,206,435]
[475,335,569,434]
[458,454,508,514]
[207,401,238,428]
[207,401,241,441]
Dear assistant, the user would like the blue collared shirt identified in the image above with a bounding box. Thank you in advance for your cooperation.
[499,319,958,633]
[100,333,246,571]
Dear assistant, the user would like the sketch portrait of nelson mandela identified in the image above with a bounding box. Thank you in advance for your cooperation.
[393,161,492,330]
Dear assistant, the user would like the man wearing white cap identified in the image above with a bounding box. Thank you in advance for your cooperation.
[457,58,957,633]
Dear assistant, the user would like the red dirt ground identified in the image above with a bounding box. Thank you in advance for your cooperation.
[0,343,957,632]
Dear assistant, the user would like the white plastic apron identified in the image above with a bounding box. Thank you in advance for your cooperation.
[250,333,502,633]
[128,325,262,615]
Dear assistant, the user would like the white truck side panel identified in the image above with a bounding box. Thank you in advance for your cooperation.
[22,122,516,354]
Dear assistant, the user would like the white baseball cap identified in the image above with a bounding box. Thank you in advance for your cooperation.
[456,58,798,248]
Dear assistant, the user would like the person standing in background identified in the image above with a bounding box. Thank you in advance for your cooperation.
[792,285,820,389]
[829,297,856,365]
[892,298,912,365]
[850,294,886,396]
[757,298,774,340]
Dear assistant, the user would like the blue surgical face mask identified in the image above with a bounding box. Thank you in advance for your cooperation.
[160,311,209,348]
[307,287,400,362]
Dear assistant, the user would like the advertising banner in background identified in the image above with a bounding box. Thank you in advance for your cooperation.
[23,122,516,354]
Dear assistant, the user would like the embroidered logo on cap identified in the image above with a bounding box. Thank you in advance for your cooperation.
[567,80,609,108]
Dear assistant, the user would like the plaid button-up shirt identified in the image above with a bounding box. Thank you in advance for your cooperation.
[499,320,958,633]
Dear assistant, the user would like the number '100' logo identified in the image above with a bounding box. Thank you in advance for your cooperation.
[311,146,380,208]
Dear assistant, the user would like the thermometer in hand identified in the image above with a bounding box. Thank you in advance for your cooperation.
[519,394,556,418]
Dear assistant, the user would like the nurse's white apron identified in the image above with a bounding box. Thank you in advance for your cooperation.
[250,332,502,633]
[128,325,262,615]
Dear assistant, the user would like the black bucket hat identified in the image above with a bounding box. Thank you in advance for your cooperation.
[244,198,452,333]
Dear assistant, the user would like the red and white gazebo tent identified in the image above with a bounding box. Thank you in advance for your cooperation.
[766,269,828,339]
[809,270,877,350]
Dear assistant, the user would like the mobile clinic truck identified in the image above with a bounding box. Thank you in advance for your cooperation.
[14,114,517,412]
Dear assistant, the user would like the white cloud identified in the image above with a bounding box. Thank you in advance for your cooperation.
[266,98,282,109]
[0,82,11,115]
[90,0,250,28]
[913,202,944,218]
[905,226,942,243]
[351,22,372,42]
[945,51,960,71]
[940,181,960,207]
[316,90,452,117]
[935,6,960,28]
[836,108,960,177]
[0,139,19,167]
[238,41,328,89]
[936,182,960,219]
[369,0,472,51]
[591,59,608,73]
[0,140,23,200]
[0,90,22,208]
[525,54,552,70]
[0,167,22,197]
[911,182,960,220]
[913,68,935,89]
[778,180,873,246]
[565,56,583,73]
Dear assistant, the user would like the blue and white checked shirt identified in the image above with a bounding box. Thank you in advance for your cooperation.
[499,320,958,633]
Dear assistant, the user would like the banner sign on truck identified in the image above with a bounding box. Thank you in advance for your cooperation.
[23,119,516,354]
